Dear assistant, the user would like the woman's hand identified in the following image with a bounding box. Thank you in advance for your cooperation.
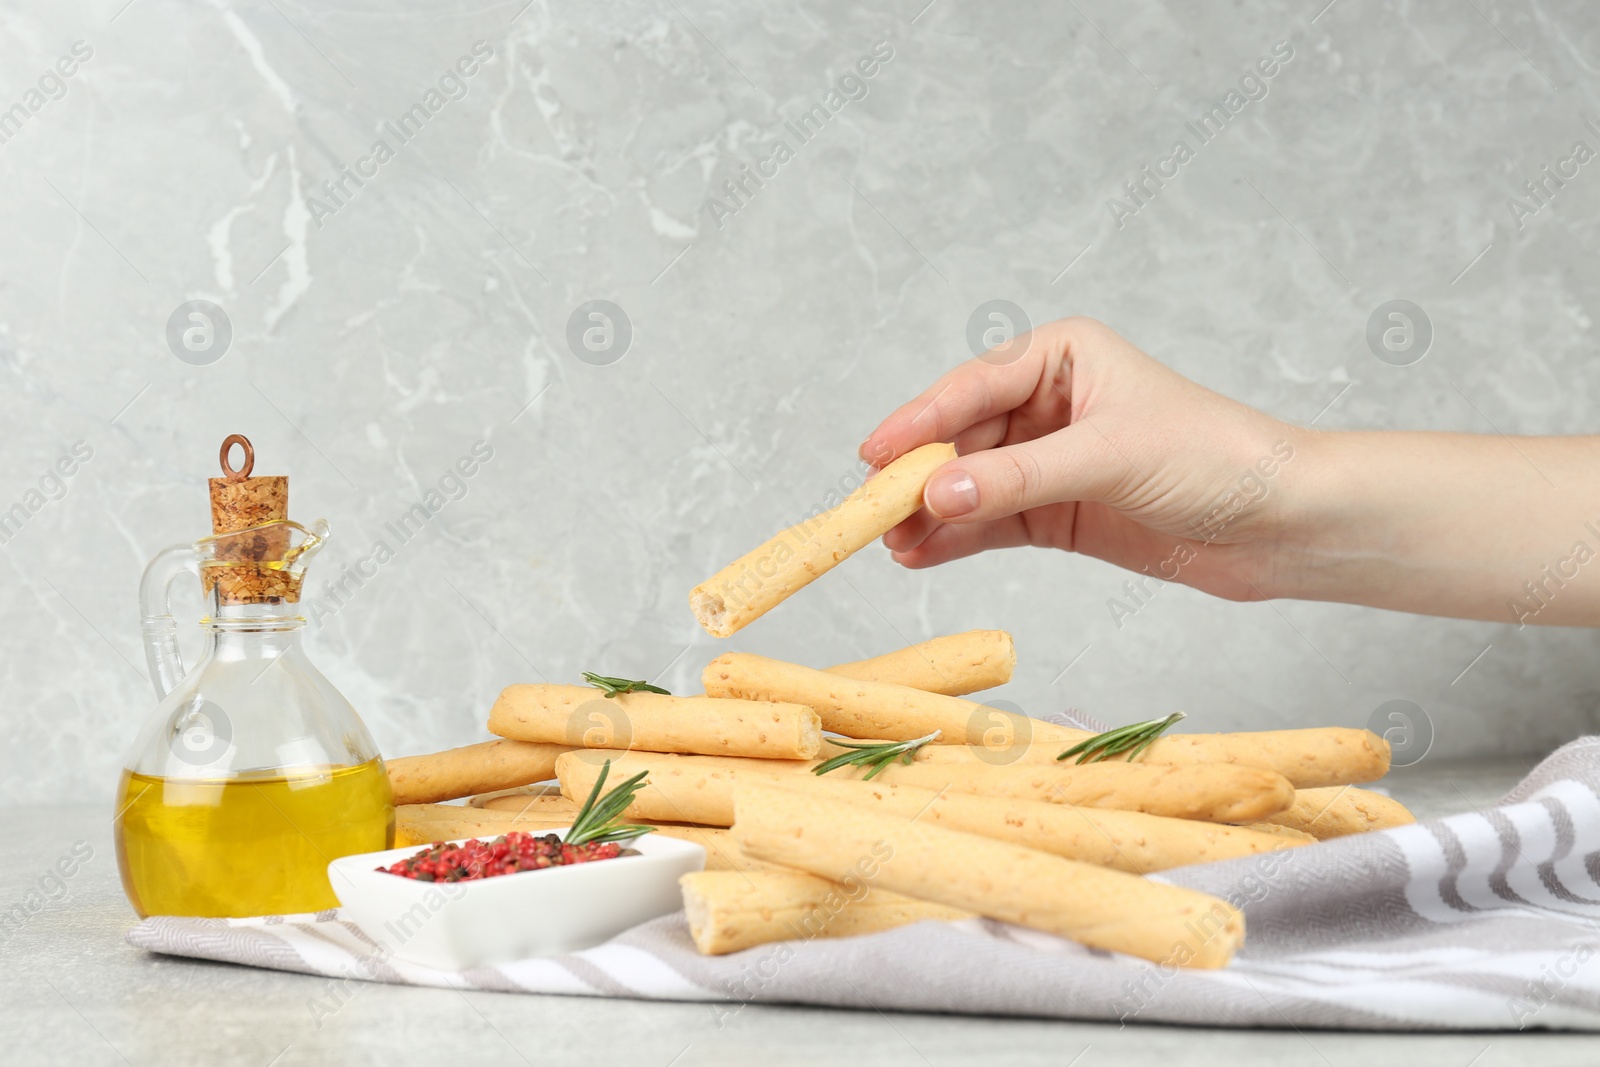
[863,316,1600,627]
[860,317,1306,603]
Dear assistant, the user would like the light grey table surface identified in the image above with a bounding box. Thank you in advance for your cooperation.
[6,755,1597,1067]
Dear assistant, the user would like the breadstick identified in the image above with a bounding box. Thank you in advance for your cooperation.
[489,684,823,760]
[690,443,957,637]
[681,869,970,955]
[718,649,1385,791]
[704,652,1073,745]
[1130,728,1389,787]
[1260,786,1415,839]
[914,727,1391,789]
[386,739,570,805]
[479,793,579,816]
[394,804,574,847]
[1241,822,1318,844]
[825,630,1015,696]
[650,825,775,873]
[395,801,758,870]
[467,783,564,808]
[555,748,1293,826]
[797,777,1306,873]
[922,754,1299,830]
[865,761,1294,824]
[397,803,498,821]
[554,750,809,826]
[732,783,1244,968]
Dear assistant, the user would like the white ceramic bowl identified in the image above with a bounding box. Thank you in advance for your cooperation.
[327,830,705,970]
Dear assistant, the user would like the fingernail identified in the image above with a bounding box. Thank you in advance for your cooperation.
[925,470,979,518]
[859,436,890,464]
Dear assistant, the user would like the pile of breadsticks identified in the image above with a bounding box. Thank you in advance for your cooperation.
[385,444,1413,972]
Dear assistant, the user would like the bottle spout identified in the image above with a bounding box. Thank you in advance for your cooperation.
[288,518,331,565]
[198,517,331,605]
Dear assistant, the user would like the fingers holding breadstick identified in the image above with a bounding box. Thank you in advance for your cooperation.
[690,442,956,637]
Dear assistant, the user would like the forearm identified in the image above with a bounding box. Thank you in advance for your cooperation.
[1268,429,1600,626]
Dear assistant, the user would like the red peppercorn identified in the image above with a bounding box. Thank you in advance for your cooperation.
[377,832,633,882]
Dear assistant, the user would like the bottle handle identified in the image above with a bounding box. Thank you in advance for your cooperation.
[139,543,200,700]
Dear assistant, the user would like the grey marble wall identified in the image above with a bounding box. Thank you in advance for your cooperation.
[2,0,1598,802]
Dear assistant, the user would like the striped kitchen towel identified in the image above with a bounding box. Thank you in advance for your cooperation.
[127,737,1600,1030]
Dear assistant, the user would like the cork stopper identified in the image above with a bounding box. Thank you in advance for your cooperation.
[203,435,302,604]
[209,435,286,539]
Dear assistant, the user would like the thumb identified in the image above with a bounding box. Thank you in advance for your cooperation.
[923,425,1123,523]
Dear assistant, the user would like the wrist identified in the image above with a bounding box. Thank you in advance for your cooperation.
[1245,426,1380,603]
[1246,428,1600,622]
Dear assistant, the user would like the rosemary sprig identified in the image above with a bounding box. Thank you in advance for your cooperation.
[564,759,657,846]
[1056,712,1185,765]
[581,672,670,698]
[812,731,941,781]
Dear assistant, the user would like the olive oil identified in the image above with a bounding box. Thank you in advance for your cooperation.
[114,759,394,918]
